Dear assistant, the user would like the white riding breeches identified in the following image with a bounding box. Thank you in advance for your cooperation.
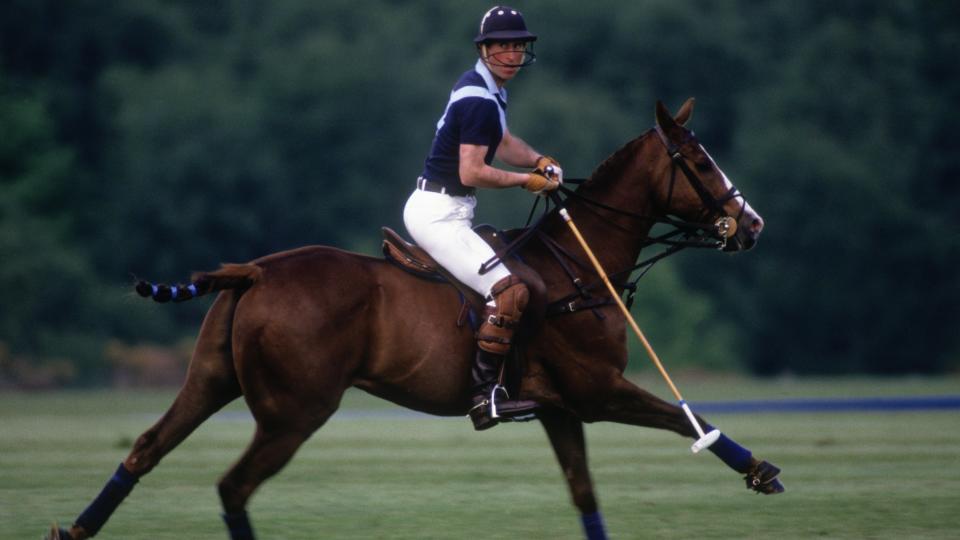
[403,188,511,299]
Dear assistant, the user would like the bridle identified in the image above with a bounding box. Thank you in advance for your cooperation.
[553,127,747,251]
[653,124,746,245]
[480,127,750,314]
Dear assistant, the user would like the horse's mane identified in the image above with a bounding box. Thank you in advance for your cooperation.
[582,130,652,189]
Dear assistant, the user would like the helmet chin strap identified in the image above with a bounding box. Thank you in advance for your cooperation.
[479,44,491,64]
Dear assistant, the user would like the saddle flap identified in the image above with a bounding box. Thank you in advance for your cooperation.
[381,227,443,278]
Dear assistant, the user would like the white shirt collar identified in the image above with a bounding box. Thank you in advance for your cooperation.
[474,59,507,103]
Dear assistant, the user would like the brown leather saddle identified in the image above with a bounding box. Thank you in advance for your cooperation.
[383,225,607,323]
[381,227,448,281]
[381,224,549,317]
[381,226,499,328]
[381,226,546,398]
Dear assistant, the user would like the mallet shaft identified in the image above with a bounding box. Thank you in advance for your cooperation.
[558,208,684,401]
[557,206,719,453]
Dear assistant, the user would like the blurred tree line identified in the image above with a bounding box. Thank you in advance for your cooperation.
[1,0,957,386]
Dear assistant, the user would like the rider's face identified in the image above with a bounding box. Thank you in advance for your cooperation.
[482,41,528,86]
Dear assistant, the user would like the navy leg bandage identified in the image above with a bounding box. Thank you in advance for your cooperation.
[222,511,256,540]
[580,511,608,540]
[75,463,139,536]
[704,424,753,473]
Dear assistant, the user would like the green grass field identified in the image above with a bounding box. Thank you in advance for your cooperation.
[2,376,959,539]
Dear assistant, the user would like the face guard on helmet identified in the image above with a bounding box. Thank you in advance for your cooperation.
[474,6,537,68]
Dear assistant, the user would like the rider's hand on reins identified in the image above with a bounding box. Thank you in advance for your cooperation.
[536,155,564,184]
[524,169,560,195]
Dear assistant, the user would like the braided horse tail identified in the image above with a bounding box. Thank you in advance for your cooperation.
[135,263,263,303]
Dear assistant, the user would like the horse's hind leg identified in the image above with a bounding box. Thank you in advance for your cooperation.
[216,399,339,540]
[123,294,244,477]
[53,292,243,540]
[216,426,315,539]
[540,408,608,540]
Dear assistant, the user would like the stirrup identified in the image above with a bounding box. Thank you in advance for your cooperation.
[465,386,507,419]
[467,398,490,416]
[489,384,507,419]
[489,385,538,422]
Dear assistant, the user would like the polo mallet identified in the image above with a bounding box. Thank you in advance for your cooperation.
[550,192,721,453]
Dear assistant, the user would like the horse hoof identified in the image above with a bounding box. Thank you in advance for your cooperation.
[745,460,785,494]
[45,524,75,540]
[46,525,60,540]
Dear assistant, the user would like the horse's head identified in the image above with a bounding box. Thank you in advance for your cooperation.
[652,99,764,251]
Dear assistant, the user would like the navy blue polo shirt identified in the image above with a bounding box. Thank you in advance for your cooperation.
[421,59,508,192]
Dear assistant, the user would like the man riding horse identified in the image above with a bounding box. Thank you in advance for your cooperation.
[404,5,560,430]
[46,8,785,540]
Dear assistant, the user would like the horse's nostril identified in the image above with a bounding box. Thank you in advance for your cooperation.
[750,217,764,235]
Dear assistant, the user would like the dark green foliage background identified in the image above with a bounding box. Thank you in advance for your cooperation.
[2,1,958,382]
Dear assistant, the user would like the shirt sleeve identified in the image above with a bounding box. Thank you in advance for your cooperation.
[454,98,501,147]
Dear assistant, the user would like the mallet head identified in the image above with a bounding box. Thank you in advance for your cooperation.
[691,429,721,453]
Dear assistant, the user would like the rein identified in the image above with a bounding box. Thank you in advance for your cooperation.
[531,187,699,314]
[479,179,724,317]
[480,127,746,317]
[555,182,724,248]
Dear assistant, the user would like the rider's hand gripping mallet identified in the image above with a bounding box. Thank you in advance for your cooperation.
[551,195,721,453]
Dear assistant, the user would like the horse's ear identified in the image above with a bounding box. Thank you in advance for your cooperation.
[655,100,676,131]
[675,97,695,126]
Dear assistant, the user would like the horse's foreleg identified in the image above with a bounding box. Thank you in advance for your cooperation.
[539,408,608,540]
[597,377,758,475]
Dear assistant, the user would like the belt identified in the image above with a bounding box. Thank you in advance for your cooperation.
[416,177,475,197]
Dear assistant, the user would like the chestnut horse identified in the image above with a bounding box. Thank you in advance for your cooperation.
[49,99,780,540]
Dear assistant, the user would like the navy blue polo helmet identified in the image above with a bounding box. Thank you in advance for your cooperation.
[474,6,537,44]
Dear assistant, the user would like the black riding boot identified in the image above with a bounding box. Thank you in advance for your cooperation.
[468,350,538,431]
